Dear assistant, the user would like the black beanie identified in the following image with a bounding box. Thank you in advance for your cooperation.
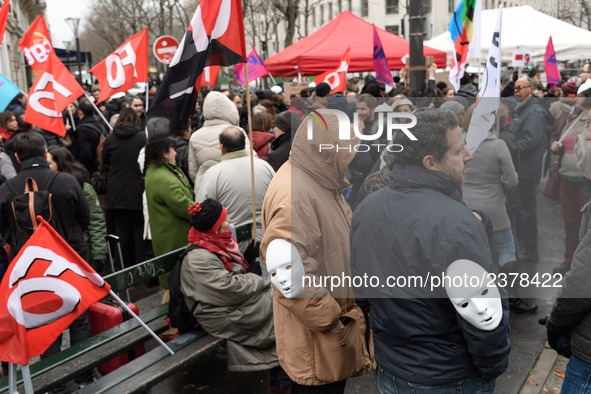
[274,111,302,135]
[315,82,331,97]
[190,198,227,232]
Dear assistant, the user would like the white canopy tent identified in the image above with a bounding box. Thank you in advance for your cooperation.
[425,5,591,64]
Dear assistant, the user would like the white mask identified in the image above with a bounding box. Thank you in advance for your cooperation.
[266,239,305,298]
[444,259,502,331]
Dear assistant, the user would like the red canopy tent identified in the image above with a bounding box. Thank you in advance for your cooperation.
[264,11,447,76]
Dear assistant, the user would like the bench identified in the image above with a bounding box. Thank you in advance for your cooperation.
[0,247,225,394]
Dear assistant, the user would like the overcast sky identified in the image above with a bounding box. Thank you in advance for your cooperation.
[45,0,93,49]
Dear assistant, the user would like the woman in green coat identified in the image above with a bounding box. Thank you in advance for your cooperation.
[144,136,194,264]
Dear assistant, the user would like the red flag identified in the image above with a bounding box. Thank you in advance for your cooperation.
[147,0,247,137]
[24,53,85,137]
[0,217,110,364]
[315,47,350,95]
[0,0,10,47]
[90,29,149,103]
[18,15,54,71]
[201,65,221,87]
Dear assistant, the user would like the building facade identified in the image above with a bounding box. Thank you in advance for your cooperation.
[0,0,45,91]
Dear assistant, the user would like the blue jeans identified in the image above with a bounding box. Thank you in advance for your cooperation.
[562,354,591,393]
[516,179,538,253]
[378,367,495,394]
[492,228,517,268]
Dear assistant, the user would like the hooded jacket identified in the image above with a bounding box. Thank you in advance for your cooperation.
[102,123,146,210]
[267,133,291,172]
[350,165,511,385]
[74,115,105,174]
[188,92,249,192]
[260,113,374,386]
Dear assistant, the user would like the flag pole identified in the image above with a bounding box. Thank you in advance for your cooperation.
[84,92,113,132]
[20,365,33,394]
[8,363,16,394]
[268,72,277,85]
[145,82,149,115]
[244,59,257,245]
[67,106,76,131]
[108,290,174,355]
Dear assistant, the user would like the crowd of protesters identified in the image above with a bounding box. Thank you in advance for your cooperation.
[3,62,591,392]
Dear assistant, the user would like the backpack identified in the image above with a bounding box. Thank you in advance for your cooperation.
[5,172,62,254]
[167,245,200,333]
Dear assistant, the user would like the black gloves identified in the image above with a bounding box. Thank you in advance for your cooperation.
[244,240,262,276]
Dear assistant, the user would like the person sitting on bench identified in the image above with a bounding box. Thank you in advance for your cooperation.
[180,198,279,373]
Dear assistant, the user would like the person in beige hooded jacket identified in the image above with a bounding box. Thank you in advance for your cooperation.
[260,112,375,392]
[188,91,249,193]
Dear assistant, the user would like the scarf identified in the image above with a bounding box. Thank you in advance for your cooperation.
[188,227,247,273]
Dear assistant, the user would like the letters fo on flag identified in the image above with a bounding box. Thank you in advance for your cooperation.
[18,15,54,71]
[147,0,247,138]
[24,53,85,137]
[0,217,110,365]
[447,0,482,91]
[466,5,502,154]
[315,47,350,95]
[372,25,394,87]
[544,36,561,87]
[234,48,269,86]
[0,0,10,46]
[0,72,20,112]
[90,29,149,103]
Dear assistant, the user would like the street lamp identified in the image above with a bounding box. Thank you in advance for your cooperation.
[63,40,71,71]
[65,17,83,84]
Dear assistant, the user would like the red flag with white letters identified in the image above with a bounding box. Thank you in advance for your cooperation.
[24,53,85,136]
[90,29,149,103]
[18,15,54,71]
[315,47,350,95]
[0,217,110,365]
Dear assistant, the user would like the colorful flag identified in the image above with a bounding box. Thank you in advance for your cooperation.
[447,0,482,91]
[90,29,149,103]
[0,72,20,111]
[18,15,54,71]
[544,36,561,87]
[0,0,10,46]
[372,25,393,87]
[0,217,110,365]
[466,5,502,154]
[24,53,85,136]
[202,65,221,87]
[234,47,269,86]
[315,47,350,95]
[147,0,247,138]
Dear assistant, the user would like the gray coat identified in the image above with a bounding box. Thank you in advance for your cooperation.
[463,132,518,231]
[547,202,591,363]
[180,247,278,372]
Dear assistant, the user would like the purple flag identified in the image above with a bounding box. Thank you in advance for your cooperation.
[544,37,561,87]
[372,25,394,87]
[234,47,269,86]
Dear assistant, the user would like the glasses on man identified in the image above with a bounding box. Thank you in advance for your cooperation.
[514,85,532,91]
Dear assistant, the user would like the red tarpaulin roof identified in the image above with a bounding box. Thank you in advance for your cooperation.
[264,11,447,76]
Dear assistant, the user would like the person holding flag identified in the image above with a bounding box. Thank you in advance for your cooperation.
[0,132,95,389]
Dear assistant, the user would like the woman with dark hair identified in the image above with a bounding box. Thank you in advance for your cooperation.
[144,136,194,262]
[180,198,279,373]
[0,111,18,142]
[102,107,147,269]
[257,99,277,123]
[47,146,107,272]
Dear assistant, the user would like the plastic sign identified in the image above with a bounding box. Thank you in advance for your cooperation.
[512,51,531,68]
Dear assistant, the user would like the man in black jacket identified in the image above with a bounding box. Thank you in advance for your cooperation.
[0,132,94,388]
[73,100,105,174]
[351,108,510,392]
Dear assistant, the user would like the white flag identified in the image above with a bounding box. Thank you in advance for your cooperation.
[466,5,502,154]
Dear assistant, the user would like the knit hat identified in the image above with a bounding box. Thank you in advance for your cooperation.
[562,81,578,96]
[271,85,283,94]
[274,110,302,135]
[327,94,350,117]
[189,199,228,233]
[315,82,331,97]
